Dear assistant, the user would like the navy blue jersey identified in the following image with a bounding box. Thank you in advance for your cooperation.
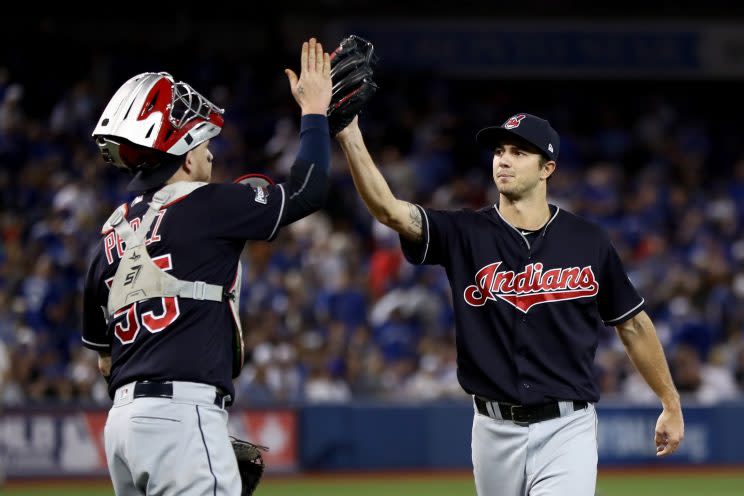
[400,204,644,405]
[82,182,286,400]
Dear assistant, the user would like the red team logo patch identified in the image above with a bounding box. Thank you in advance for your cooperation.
[504,114,526,129]
[463,261,598,312]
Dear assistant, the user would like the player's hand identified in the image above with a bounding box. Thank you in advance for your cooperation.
[335,115,361,143]
[654,406,684,456]
[285,37,332,116]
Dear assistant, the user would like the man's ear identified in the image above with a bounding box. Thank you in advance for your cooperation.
[182,150,193,174]
[541,160,556,180]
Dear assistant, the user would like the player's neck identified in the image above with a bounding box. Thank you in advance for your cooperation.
[168,165,200,185]
[498,194,551,231]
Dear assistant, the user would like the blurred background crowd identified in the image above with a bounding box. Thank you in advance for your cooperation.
[1,13,744,408]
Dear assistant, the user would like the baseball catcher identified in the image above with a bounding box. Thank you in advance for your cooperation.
[327,34,378,135]
[231,436,269,496]
[84,36,333,496]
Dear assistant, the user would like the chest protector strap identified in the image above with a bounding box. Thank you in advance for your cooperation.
[105,182,223,317]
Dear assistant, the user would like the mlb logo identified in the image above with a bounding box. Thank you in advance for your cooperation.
[548,143,554,153]
[117,386,132,403]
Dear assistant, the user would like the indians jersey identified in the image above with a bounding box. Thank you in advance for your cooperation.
[82,182,287,400]
[400,204,644,405]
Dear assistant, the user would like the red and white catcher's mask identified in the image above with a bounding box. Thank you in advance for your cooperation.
[92,72,224,170]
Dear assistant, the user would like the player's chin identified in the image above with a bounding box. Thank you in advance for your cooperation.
[495,182,516,195]
[498,186,526,202]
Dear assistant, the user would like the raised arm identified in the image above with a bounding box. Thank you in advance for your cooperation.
[335,117,423,241]
[615,310,684,456]
[277,37,333,226]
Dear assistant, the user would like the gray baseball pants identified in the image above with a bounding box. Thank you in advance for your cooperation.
[104,381,241,496]
[472,399,597,496]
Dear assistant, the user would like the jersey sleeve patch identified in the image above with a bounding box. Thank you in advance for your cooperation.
[253,185,269,204]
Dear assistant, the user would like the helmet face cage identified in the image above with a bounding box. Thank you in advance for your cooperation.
[170,80,223,130]
[92,72,225,171]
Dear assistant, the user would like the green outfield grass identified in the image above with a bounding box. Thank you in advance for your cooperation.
[4,472,744,495]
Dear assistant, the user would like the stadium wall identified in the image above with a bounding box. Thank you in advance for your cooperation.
[2,401,743,479]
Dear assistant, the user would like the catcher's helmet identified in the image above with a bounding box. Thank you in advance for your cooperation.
[92,72,224,191]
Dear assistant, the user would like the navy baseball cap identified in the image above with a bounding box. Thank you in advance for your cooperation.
[476,113,560,162]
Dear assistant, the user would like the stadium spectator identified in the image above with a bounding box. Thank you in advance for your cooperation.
[1,61,743,405]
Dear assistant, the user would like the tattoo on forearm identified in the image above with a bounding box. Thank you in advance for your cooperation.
[406,203,423,241]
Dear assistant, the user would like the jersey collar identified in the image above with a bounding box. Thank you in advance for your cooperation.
[493,203,561,247]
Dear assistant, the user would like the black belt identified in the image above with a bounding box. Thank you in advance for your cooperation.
[474,396,587,425]
[133,381,231,408]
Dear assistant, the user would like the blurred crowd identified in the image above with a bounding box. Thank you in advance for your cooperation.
[1,61,743,408]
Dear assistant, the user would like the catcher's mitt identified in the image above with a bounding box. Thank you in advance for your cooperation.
[231,436,269,496]
[327,35,379,136]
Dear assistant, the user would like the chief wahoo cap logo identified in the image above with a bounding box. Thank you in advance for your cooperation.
[504,114,526,129]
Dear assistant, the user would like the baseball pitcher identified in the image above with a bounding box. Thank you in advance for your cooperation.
[336,103,685,494]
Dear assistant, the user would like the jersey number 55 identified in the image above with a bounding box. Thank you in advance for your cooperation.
[106,254,180,344]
